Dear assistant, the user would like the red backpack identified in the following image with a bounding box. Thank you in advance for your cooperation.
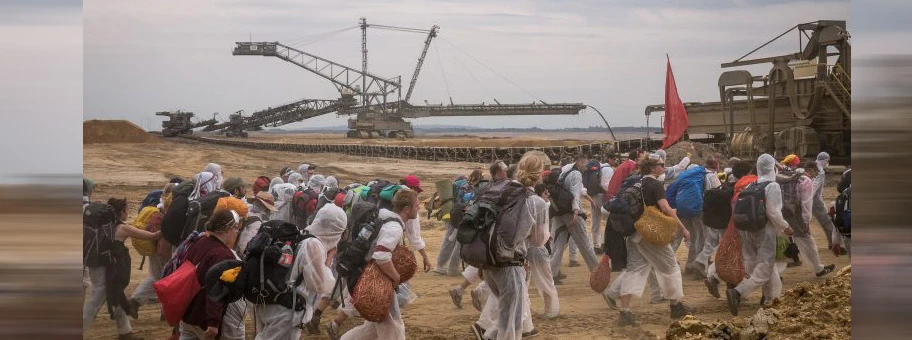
[292,188,318,228]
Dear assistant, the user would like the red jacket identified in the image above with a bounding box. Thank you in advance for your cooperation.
[181,235,235,330]
[605,160,637,199]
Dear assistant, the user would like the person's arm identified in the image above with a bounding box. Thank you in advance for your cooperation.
[568,171,583,214]
[764,183,793,235]
[600,167,613,193]
[798,177,814,225]
[404,216,431,272]
[296,238,335,332]
[674,154,691,171]
[203,252,229,336]
[373,222,404,285]
[119,223,161,241]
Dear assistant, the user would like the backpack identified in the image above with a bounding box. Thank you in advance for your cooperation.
[132,206,162,257]
[292,187,319,228]
[776,171,804,230]
[605,175,644,237]
[161,180,197,246]
[241,220,315,310]
[583,160,605,196]
[733,181,772,231]
[458,181,530,268]
[335,202,400,293]
[667,166,706,219]
[360,180,398,211]
[456,180,511,245]
[139,190,164,212]
[837,169,851,194]
[833,186,851,236]
[703,182,734,229]
[454,179,476,204]
[547,169,578,216]
[83,202,119,268]
[184,191,231,239]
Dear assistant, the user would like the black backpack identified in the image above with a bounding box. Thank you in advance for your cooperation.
[456,179,510,245]
[292,187,319,228]
[605,174,644,237]
[459,181,530,268]
[547,169,578,216]
[161,180,197,246]
[184,191,230,239]
[776,171,804,231]
[335,203,400,293]
[583,161,605,196]
[733,181,772,231]
[241,220,315,311]
[83,202,119,268]
[833,186,851,236]
[702,182,734,229]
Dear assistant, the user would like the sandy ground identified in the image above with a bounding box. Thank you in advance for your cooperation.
[83,138,849,340]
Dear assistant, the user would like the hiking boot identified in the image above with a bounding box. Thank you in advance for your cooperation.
[432,268,448,275]
[817,264,836,277]
[568,260,581,267]
[670,301,692,319]
[787,260,803,268]
[128,298,140,319]
[326,321,340,340]
[602,293,618,310]
[449,287,463,308]
[522,328,540,338]
[760,295,767,306]
[617,310,636,327]
[556,273,567,280]
[594,247,604,255]
[117,332,142,340]
[704,277,720,299]
[726,288,741,316]
[553,278,564,285]
[471,322,486,340]
[470,288,484,312]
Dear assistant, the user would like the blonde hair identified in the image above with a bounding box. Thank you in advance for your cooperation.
[392,188,419,213]
[517,155,543,188]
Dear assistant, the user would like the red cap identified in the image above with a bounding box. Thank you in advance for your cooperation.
[403,174,423,193]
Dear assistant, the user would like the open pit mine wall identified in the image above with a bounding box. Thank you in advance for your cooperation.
[183,136,662,164]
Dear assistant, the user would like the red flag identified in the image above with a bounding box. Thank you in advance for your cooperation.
[662,56,689,149]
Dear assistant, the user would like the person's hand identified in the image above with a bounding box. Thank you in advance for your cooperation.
[784,227,794,236]
[686,152,692,158]
[422,255,431,273]
[203,326,218,339]
[832,244,844,257]
[680,227,691,242]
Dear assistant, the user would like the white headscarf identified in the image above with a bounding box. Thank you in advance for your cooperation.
[816,152,831,170]
[297,164,311,181]
[324,176,339,190]
[757,154,777,183]
[190,172,217,200]
[203,163,223,188]
[305,204,348,251]
[269,177,283,192]
[307,175,326,191]
[287,172,305,188]
[272,183,298,223]
[654,149,667,162]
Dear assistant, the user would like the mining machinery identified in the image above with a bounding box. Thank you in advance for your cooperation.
[155,110,218,137]
[645,20,850,163]
[224,18,585,138]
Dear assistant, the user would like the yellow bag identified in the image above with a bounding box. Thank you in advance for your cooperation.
[132,206,160,256]
[634,205,678,246]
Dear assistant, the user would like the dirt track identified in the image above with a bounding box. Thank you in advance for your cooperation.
[83,137,850,340]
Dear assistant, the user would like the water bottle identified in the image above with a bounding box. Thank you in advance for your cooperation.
[278,242,293,267]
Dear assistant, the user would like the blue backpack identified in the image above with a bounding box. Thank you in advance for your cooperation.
[667,166,706,219]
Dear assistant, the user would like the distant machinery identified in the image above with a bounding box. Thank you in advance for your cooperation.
[155,110,218,137]
[218,18,584,138]
[645,20,850,163]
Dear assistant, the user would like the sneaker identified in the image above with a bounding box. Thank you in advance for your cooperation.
[471,322,486,340]
[569,260,581,267]
[433,268,448,275]
[326,321,340,340]
[553,278,563,285]
[602,293,618,310]
[522,328,540,338]
[725,288,741,316]
[594,247,604,255]
[670,301,692,319]
[704,278,720,299]
[556,273,567,280]
[449,287,463,308]
[617,310,636,327]
[471,288,484,312]
[816,264,836,277]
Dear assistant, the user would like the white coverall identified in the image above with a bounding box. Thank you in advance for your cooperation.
[589,164,615,248]
[733,154,789,304]
[793,174,826,273]
[810,153,836,248]
[550,165,599,275]
[341,209,407,340]
[694,169,723,275]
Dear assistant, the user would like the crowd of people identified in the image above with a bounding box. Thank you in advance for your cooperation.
[82,149,849,340]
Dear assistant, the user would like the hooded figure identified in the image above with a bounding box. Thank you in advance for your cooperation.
[203,163,224,188]
[810,152,836,248]
[272,183,298,224]
[253,206,344,340]
[287,172,305,188]
[298,164,311,182]
[725,154,791,315]
[269,177,284,196]
[190,172,218,200]
[324,176,340,190]
[307,175,326,192]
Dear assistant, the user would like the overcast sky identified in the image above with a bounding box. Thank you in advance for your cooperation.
[83,0,855,131]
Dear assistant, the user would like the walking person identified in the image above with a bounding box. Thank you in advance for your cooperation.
[603,156,692,326]
[129,183,178,313]
[726,154,794,315]
[550,155,600,282]
[436,170,485,276]
[692,158,724,278]
[795,161,836,277]
[587,153,618,254]
[810,152,836,248]
[83,198,162,340]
